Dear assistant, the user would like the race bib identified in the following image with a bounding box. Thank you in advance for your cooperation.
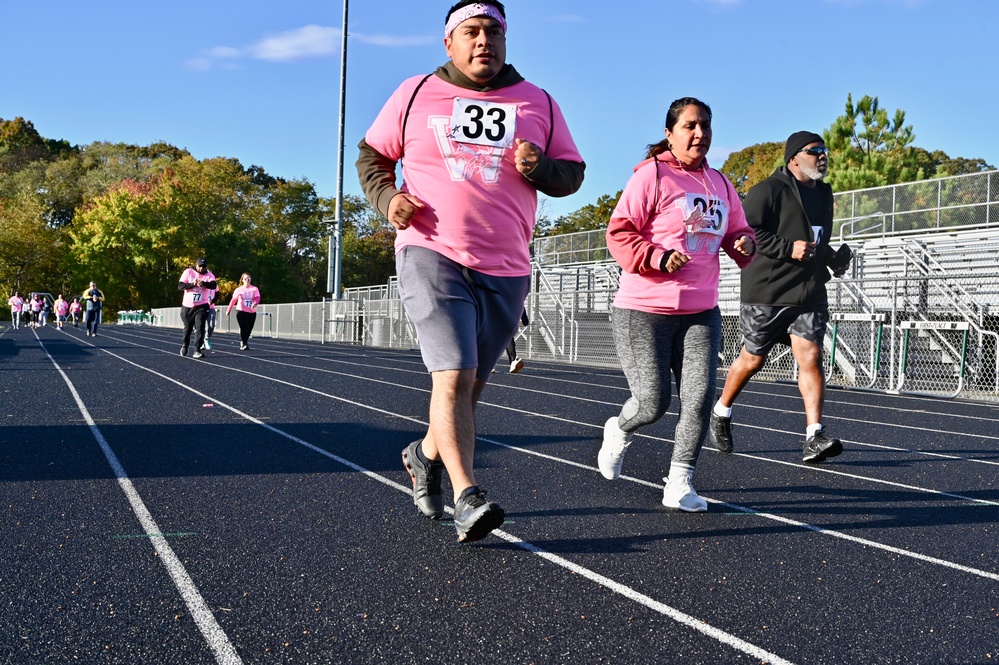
[448,98,517,149]
[675,194,728,253]
[243,299,254,309]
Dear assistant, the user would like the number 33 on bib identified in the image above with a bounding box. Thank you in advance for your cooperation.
[448,98,518,149]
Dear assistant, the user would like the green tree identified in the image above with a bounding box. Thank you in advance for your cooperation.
[0,193,68,295]
[336,194,397,292]
[824,93,924,191]
[720,141,784,197]
[0,117,50,175]
[539,191,622,236]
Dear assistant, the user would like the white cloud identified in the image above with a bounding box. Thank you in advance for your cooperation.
[190,24,435,70]
[251,25,340,62]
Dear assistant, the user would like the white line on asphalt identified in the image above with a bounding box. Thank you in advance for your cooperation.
[34,333,244,665]
[79,339,798,665]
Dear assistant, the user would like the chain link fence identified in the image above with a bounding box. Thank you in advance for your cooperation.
[148,171,999,403]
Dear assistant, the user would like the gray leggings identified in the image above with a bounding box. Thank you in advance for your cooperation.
[612,306,722,468]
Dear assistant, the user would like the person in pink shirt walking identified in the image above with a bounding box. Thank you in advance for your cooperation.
[8,291,24,330]
[177,257,217,359]
[226,273,260,351]
[357,0,584,542]
[53,294,69,329]
[69,297,82,327]
[597,97,757,513]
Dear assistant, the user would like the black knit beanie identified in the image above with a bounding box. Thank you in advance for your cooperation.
[784,131,824,164]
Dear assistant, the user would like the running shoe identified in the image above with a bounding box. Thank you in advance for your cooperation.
[203,338,212,350]
[180,345,188,356]
[662,471,708,512]
[192,351,204,359]
[402,440,444,519]
[509,358,524,374]
[802,429,843,463]
[240,343,248,351]
[709,412,734,454]
[597,416,632,480]
[452,486,505,542]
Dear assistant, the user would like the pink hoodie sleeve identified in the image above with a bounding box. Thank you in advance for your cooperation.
[605,162,670,275]
[226,286,240,316]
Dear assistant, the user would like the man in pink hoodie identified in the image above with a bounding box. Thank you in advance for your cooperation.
[357,0,584,542]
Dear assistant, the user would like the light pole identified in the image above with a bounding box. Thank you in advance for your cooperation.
[327,0,349,299]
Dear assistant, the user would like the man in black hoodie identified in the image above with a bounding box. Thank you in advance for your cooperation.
[709,131,851,463]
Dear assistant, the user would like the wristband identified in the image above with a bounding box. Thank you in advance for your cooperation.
[659,249,675,272]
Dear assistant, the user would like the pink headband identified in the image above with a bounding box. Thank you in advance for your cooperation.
[445,4,507,38]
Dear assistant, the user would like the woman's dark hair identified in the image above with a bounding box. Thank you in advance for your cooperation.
[446,0,506,22]
[645,97,713,159]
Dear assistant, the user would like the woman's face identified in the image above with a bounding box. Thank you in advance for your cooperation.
[242,275,252,285]
[666,104,712,168]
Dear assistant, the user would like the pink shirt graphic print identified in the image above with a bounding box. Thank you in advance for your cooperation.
[365,75,582,277]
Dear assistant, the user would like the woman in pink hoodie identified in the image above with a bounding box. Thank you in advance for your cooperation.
[597,97,757,513]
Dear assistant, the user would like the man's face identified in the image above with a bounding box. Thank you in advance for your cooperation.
[445,17,506,84]
[89,283,96,289]
[196,264,207,274]
[793,142,828,181]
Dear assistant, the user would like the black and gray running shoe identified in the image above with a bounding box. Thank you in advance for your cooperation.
[402,440,444,520]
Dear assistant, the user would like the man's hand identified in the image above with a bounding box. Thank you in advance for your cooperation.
[514,139,540,176]
[734,235,756,257]
[387,193,425,230]
[793,240,817,262]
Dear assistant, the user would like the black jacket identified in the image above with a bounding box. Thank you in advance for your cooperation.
[739,167,835,307]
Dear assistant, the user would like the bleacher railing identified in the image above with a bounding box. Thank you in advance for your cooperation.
[147,170,999,402]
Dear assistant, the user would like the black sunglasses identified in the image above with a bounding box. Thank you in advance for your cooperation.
[799,146,828,157]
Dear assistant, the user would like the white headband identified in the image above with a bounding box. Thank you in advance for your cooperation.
[445,4,507,38]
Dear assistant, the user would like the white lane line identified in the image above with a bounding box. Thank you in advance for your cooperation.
[103,332,999,504]
[93,335,999,582]
[80,342,797,665]
[481,439,999,582]
[34,334,243,665]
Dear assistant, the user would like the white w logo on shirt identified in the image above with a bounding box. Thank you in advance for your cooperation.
[429,116,503,184]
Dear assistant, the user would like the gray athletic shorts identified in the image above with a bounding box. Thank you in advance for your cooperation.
[396,246,530,381]
[739,304,829,356]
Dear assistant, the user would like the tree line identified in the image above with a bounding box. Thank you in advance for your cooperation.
[3,93,994,312]
[1,117,395,312]
[537,94,995,236]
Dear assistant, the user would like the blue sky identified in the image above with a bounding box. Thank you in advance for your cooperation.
[2,0,996,219]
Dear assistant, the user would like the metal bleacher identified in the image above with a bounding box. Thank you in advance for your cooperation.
[527,170,999,401]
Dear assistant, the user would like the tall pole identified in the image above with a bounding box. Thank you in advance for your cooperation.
[328,0,348,299]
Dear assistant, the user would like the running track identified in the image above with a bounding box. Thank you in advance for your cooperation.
[2,323,997,664]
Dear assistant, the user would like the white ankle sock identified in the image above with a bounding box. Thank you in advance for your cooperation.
[806,423,823,438]
[713,402,732,418]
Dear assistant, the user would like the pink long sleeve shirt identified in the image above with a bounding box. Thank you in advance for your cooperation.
[607,152,755,315]
[179,268,217,308]
[364,75,583,277]
[227,285,260,315]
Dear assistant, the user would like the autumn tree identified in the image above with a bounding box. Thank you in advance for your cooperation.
[720,142,785,198]
[538,191,622,236]
[0,193,69,295]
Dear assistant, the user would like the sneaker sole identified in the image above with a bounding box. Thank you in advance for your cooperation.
[662,500,708,513]
[803,440,844,463]
[402,448,443,520]
[455,505,505,542]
